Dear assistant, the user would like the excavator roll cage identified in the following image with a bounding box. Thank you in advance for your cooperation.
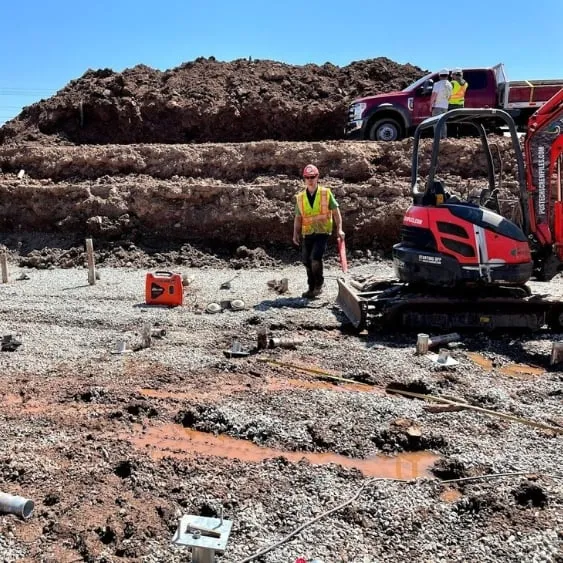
[411,100,563,279]
[411,108,529,232]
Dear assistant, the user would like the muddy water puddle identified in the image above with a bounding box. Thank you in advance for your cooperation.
[440,488,463,503]
[1,393,23,406]
[0,395,108,420]
[0,395,54,414]
[264,377,375,393]
[130,424,438,479]
[467,353,545,379]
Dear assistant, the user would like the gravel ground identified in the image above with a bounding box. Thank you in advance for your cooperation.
[0,256,562,562]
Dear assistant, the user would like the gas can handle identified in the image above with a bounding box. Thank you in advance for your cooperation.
[154,271,174,277]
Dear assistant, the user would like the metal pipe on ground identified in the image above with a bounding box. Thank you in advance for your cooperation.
[417,332,460,355]
[269,336,304,349]
[0,492,34,519]
[428,332,461,348]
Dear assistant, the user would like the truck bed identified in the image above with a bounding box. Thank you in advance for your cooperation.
[506,80,563,108]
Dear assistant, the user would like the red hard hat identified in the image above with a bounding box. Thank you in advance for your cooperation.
[303,164,319,177]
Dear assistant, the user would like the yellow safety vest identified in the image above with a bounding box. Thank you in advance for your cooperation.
[296,186,334,235]
[449,79,468,106]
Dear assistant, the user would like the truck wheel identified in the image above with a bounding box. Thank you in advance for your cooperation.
[368,118,402,142]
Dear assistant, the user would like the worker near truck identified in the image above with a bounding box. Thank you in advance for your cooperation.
[293,164,344,299]
[430,69,453,139]
[448,68,468,109]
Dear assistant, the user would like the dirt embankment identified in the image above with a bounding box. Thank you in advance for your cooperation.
[0,57,423,145]
[0,138,520,254]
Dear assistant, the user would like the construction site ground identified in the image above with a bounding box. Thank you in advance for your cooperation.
[0,55,561,563]
[0,254,562,563]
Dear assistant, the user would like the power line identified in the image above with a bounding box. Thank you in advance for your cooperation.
[0,87,56,92]
[0,93,53,97]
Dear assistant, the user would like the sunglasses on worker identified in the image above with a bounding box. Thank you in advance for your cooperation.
[304,175,318,179]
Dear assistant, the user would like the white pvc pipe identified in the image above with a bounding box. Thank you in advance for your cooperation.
[0,492,34,520]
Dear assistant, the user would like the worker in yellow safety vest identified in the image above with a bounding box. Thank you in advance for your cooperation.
[448,68,469,109]
[293,164,345,299]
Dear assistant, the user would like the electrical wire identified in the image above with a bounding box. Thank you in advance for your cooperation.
[237,478,407,563]
[237,471,563,562]
[440,471,563,484]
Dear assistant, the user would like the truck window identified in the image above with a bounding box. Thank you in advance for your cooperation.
[462,71,488,90]
[403,72,436,92]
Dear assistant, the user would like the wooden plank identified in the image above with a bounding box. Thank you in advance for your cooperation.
[0,252,8,283]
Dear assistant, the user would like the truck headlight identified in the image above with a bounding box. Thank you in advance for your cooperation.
[350,102,366,120]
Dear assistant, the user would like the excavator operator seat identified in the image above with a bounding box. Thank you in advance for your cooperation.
[432,179,462,203]
[421,179,447,206]
[432,180,446,196]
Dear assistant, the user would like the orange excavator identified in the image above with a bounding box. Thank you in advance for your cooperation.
[337,89,563,331]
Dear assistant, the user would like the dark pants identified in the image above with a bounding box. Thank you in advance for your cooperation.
[302,233,329,291]
[447,104,464,137]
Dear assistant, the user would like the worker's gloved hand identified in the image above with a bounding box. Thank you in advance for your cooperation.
[337,230,345,240]
[292,233,300,246]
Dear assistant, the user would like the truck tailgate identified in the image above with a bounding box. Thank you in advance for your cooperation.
[507,80,563,107]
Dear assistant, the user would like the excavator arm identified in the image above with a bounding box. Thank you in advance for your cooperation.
[524,88,563,279]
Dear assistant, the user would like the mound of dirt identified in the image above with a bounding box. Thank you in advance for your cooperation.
[0,57,424,145]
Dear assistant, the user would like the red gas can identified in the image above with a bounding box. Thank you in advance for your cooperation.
[145,271,184,306]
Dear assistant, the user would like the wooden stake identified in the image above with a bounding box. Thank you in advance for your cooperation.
[86,239,96,285]
[0,251,8,283]
[386,387,563,435]
[257,358,372,386]
[259,357,563,435]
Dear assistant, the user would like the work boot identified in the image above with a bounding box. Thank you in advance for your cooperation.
[301,289,315,299]
[311,286,323,297]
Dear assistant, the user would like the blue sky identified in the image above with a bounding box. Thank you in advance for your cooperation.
[1,0,562,125]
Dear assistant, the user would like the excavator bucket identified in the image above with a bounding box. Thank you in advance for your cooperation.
[336,278,365,329]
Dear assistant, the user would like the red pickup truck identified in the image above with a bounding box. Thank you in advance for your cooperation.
[345,63,563,141]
